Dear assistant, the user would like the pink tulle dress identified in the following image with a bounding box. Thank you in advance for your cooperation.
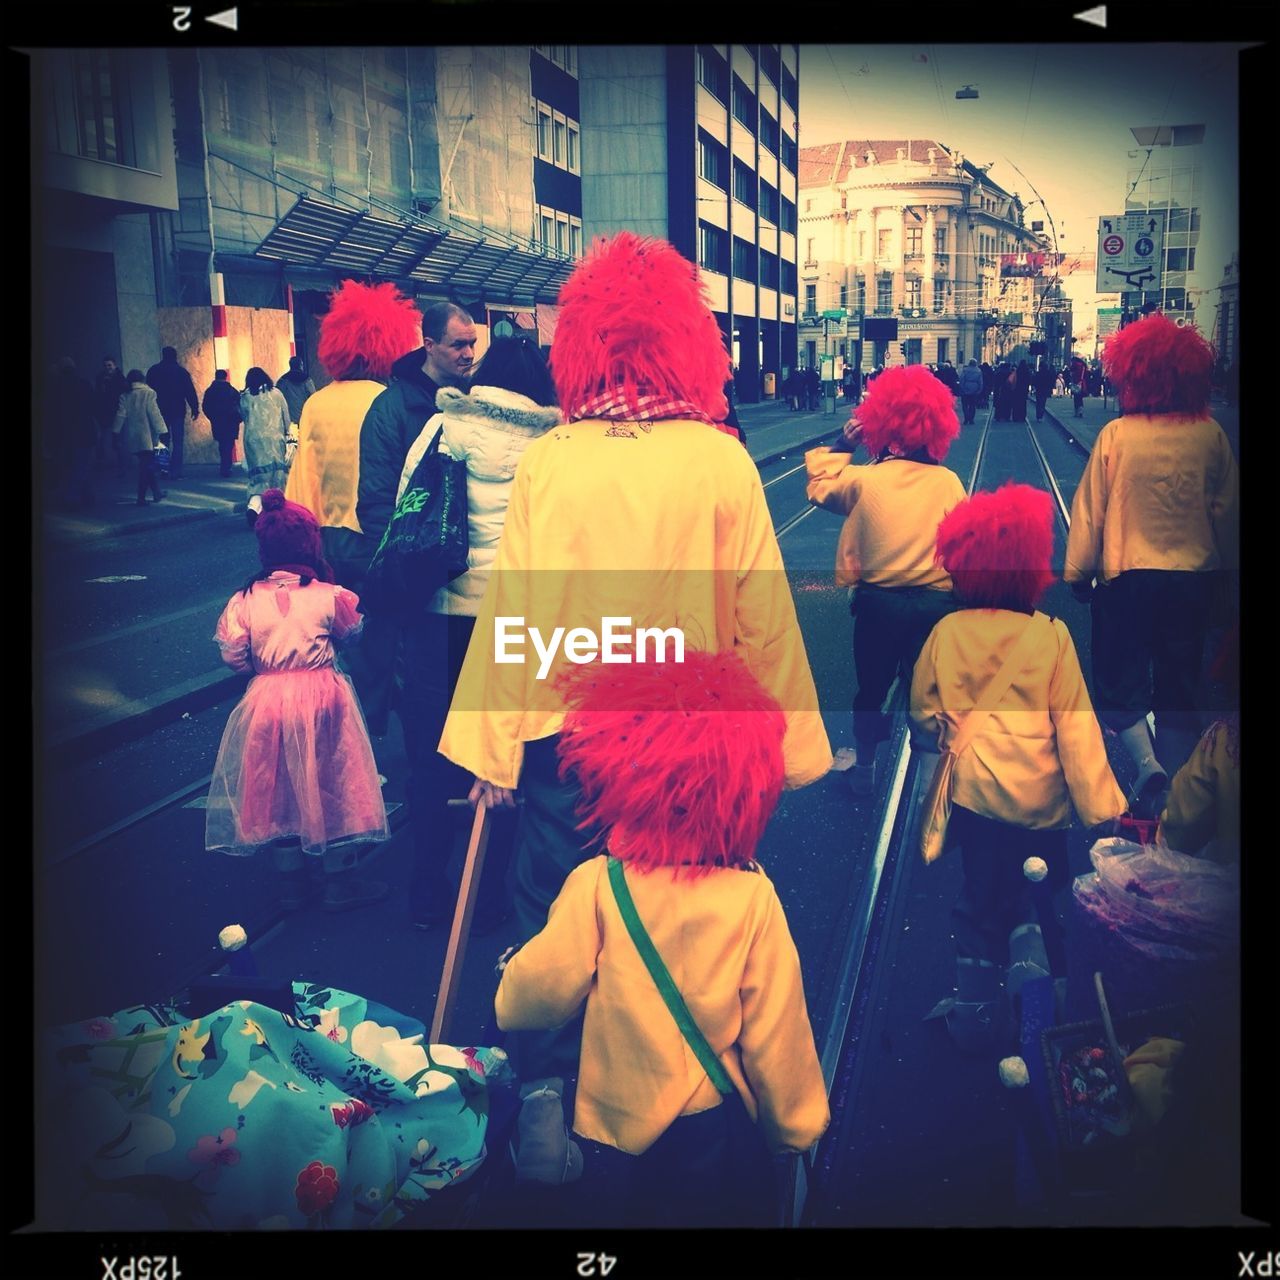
[205,572,389,855]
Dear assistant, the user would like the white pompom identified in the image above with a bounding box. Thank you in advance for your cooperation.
[1023,856,1049,882]
[999,1056,1030,1088]
[219,924,248,952]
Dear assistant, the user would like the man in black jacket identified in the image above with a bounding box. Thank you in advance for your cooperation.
[1032,360,1056,422]
[202,369,243,476]
[146,346,200,479]
[93,356,129,475]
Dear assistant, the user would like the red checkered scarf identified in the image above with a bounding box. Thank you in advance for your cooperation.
[570,389,738,437]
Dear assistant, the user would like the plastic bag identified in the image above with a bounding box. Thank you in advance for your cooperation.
[1073,837,1238,962]
[153,442,170,475]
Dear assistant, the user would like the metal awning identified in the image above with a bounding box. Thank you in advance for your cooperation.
[255,196,574,304]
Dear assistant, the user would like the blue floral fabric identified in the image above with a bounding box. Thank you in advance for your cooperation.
[39,983,509,1230]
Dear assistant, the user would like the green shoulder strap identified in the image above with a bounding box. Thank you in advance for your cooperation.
[607,857,734,1096]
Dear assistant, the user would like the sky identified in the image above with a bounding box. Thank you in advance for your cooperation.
[799,43,1244,334]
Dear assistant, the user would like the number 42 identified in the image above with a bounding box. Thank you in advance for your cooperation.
[577,1254,617,1277]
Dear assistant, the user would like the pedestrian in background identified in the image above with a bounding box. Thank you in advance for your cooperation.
[1012,360,1031,423]
[277,355,316,427]
[240,367,292,525]
[1032,360,1056,422]
[206,489,390,911]
[202,369,243,477]
[146,346,199,480]
[93,356,129,475]
[112,369,167,505]
[958,358,983,424]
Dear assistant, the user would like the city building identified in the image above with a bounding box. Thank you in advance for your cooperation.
[1120,124,1206,331]
[1213,254,1240,374]
[579,45,801,401]
[796,140,1064,375]
[32,46,580,463]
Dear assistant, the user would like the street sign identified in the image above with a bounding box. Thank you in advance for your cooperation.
[821,309,847,320]
[1096,213,1164,293]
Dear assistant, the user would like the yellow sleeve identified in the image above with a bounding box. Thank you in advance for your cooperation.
[1064,427,1110,584]
[495,861,601,1031]
[437,457,537,789]
[909,624,944,751]
[733,467,833,789]
[1209,427,1239,574]
[1048,620,1126,825]
[805,447,863,514]
[737,881,830,1153]
[1157,736,1217,854]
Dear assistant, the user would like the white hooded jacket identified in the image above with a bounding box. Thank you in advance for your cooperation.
[397,384,561,616]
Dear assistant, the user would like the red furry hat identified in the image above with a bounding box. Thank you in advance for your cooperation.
[555,649,786,876]
[550,232,730,421]
[1102,312,1214,417]
[317,280,422,382]
[935,483,1055,611]
[856,365,960,460]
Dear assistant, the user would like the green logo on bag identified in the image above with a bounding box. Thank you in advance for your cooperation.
[396,487,430,516]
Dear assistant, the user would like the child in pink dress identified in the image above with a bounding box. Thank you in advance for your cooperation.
[206,489,389,910]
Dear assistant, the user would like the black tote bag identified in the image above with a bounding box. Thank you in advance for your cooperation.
[363,425,469,616]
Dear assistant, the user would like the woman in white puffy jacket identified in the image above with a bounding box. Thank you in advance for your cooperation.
[396,337,562,932]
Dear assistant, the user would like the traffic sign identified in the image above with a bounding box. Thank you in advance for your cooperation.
[1096,213,1164,292]
[821,309,847,320]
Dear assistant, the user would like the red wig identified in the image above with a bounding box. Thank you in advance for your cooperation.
[855,365,960,460]
[1101,312,1214,417]
[316,280,422,382]
[556,649,786,876]
[549,232,730,421]
[935,483,1055,611]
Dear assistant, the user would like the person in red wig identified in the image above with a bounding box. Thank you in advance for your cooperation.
[806,364,968,797]
[440,232,831,1096]
[206,490,390,910]
[284,280,423,736]
[495,650,828,1224]
[911,483,1125,1051]
[1065,313,1238,807]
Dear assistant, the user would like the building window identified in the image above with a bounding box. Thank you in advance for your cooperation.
[698,129,728,190]
[905,279,922,310]
[781,259,797,295]
[937,338,949,364]
[72,50,136,166]
[805,237,814,264]
[556,214,568,256]
[759,179,779,225]
[540,210,554,248]
[905,224,922,256]
[697,46,729,104]
[732,76,756,132]
[780,131,797,174]
[876,276,892,312]
[699,221,728,275]
[840,283,848,308]
[759,44,780,87]
[781,197,796,235]
[759,107,780,156]
[856,277,866,311]
[536,104,552,160]
[733,236,757,282]
[877,228,892,258]
[553,113,567,165]
[1166,246,1195,272]
[733,159,755,208]
[933,281,946,313]
[781,65,798,111]
[759,248,780,289]
[805,283,817,315]
[935,226,948,254]
[567,122,579,173]
[570,218,583,259]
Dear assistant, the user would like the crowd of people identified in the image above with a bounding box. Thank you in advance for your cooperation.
[47,234,1239,1227]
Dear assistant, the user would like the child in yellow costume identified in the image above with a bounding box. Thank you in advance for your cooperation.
[496,650,829,1226]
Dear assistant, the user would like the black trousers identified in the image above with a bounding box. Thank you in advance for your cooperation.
[1090,569,1216,734]
[946,805,1069,973]
[851,585,955,755]
[571,1095,776,1228]
[1035,390,1049,420]
[961,394,979,423]
[213,432,236,475]
[400,612,515,920]
[134,450,162,502]
[162,413,185,475]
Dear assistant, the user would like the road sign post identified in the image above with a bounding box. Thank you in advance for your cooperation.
[1096,213,1164,296]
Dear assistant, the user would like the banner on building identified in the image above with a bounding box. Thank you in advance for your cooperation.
[1000,252,1058,277]
[1058,252,1097,277]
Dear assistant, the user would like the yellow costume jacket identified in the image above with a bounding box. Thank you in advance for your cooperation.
[495,855,830,1156]
[910,609,1126,829]
[1064,414,1238,585]
[285,380,386,534]
[1158,717,1239,861]
[805,447,967,590]
[438,419,832,789]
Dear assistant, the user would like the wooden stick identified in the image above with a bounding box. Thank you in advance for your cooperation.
[430,797,492,1044]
